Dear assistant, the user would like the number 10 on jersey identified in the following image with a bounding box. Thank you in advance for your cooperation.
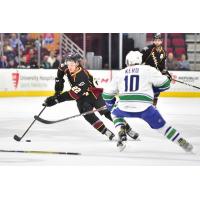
[124,75,139,92]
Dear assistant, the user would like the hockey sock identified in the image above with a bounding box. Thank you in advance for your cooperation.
[113,117,127,129]
[157,123,182,144]
[92,120,106,134]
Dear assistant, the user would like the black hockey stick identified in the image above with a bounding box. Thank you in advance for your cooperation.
[173,79,200,90]
[13,106,47,142]
[0,149,80,155]
[34,106,107,124]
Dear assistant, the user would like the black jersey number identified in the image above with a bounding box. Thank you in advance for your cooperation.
[124,75,139,92]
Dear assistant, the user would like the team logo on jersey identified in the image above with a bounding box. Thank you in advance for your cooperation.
[78,82,85,86]
[12,71,20,89]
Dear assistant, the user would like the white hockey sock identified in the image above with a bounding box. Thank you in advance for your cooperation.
[112,117,126,128]
[157,123,181,143]
[115,125,123,133]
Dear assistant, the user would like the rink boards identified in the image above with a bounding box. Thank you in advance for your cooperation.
[0,69,200,97]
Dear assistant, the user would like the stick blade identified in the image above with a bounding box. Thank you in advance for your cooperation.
[13,135,21,141]
[66,152,81,155]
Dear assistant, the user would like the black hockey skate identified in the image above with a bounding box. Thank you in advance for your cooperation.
[178,138,193,152]
[117,126,127,152]
[103,129,115,141]
[125,123,139,141]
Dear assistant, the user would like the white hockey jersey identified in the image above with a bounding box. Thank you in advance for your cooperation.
[103,64,170,112]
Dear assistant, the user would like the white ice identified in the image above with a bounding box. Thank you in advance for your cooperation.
[0,97,200,165]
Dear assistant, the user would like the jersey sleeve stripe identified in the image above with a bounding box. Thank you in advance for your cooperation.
[102,93,116,100]
[154,79,171,89]
[68,90,80,100]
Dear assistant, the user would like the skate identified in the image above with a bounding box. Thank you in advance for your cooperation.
[178,138,193,152]
[104,129,115,141]
[125,123,140,140]
[117,126,127,152]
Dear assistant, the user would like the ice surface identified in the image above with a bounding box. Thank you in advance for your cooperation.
[0,97,200,165]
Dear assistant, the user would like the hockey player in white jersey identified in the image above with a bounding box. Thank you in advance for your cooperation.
[102,51,193,152]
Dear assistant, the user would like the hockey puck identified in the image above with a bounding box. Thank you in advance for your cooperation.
[25,140,31,142]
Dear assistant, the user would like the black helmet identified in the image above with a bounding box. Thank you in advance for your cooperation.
[65,52,82,63]
[153,33,162,40]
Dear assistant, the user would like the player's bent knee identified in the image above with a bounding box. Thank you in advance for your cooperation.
[142,106,166,129]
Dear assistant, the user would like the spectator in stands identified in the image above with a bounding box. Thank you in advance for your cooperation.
[29,56,38,68]
[20,33,28,47]
[9,33,25,52]
[17,53,28,68]
[0,55,8,68]
[52,54,61,69]
[47,51,56,68]
[166,52,179,70]
[25,35,36,50]
[1,33,62,69]
[25,48,38,68]
[21,55,28,68]
[42,33,54,46]
[4,48,18,68]
[178,54,190,71]
[25,48,35,64]
[3,39,13,53]
[41,55,51,69]
[7,59,17,68]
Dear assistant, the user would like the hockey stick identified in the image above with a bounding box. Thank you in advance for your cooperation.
[34,106,107,124]
[173,79,200,90]
[13,106,47,142]
[0,149,80,155]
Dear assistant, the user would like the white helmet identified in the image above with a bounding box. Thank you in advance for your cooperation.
[125,51,142,66]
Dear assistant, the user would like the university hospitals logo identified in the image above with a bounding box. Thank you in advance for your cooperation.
[12,72,20,89]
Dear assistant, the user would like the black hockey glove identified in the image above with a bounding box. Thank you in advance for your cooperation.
[162,69,172,81]
[55,78,65,94]
[43,96,59,107]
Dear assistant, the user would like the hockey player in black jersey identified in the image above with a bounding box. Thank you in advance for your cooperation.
[43,53,139,141]
[141,33,172,106]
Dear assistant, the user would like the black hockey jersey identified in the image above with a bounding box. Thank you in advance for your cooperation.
[141,44,166,72]
[55,64,103,102]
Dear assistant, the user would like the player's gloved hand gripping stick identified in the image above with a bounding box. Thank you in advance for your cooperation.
[13,106,47,141]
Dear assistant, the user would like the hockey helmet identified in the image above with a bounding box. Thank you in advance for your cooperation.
[125,51,142,66]
[65,53,82,63]
[153,33,162,40]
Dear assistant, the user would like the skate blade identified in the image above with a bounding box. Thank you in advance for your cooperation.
[133,137,141,141]
[117,142,126,152]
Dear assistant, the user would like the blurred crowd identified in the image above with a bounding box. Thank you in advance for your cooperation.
[0,33,60,69]
[0,33,191,71]
[166,52,190,71]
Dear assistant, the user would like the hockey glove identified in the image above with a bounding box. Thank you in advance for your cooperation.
[105,97,116,111]
[162,69,172,81]
[55,78,65,94]
[43,96,59,107]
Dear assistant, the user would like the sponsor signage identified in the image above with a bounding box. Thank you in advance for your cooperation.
[0,69,200,95]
